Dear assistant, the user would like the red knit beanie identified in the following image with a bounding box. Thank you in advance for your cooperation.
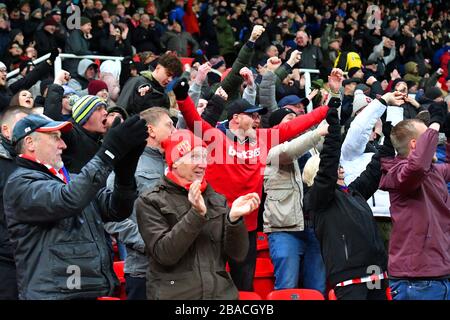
[44,17,58,27]
[161,129,206,168]
[87,80,108,95]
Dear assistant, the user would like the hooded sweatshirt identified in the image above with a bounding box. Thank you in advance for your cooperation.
[403,61,421,85]
[100,60,121,102]
[380,129,450,278]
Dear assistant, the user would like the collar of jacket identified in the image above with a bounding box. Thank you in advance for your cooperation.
[144,145,164,158]
[15,156,66,183]
[71,121,103,144]
[138,71,166,95]
[0,134,15,159]
[160,175,212,195]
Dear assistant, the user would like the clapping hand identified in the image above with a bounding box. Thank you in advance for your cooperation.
[229,193,260,222]
[188,180,207,216]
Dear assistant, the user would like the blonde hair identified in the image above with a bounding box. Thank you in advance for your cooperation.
[390,119,422,157]
[139,107,169,126]
[302,154,321,187]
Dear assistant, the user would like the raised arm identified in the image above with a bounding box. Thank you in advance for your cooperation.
[220,25,265,96]
[341,98,386,162]
[173,79,214,133]
[269,105,329,146]
[9,56,54,94]
[308,109,341,211]
[267,126,325,166]
[259,57,283,128]
[5,156,113,223]
[381,104,445,194]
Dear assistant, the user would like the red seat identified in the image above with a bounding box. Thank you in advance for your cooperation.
[386,287,393,300]
[97,296,120,300]
[256,232,270,258]
[238,291,262,300]
[113,261,125,283]
[113,261,127,300]
[253,258,275,299]
[266,289,325,300]
[328,289,337,300]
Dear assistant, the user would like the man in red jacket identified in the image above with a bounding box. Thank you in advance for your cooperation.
[172,78,329,291]
[380,102,450,300]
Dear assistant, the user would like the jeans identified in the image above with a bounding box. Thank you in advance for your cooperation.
[268,229,326,294]
[228,230,257,291]
[390,279,450,300]
[125,274,147,300]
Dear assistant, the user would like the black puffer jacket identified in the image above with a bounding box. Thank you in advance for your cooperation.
[119,71,170,116]
[3,155,137,300]
[304,111,387,287]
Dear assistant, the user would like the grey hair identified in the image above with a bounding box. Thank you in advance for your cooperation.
[15,131,39,155]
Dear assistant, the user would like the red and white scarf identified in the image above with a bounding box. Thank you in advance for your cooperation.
[166,170,208,193]
[19,154,70,184]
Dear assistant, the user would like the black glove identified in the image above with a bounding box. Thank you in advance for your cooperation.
[428,102,446,126]
[444,112,450,139]
[382,120,393,139]
[328,97,341,109]
[380,120,394,156]
[97,115,149,166]
[326,108,340,126]
[114,141,146,187]
[172,77,189,100]
[49,48,60,63]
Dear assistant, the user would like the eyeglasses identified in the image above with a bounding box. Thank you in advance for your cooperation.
[243,112,260,120]
[0,68,7,73]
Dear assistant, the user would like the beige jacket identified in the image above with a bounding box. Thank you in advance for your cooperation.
[263,129,322,233]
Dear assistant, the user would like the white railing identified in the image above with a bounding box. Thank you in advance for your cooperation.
[6,53,51,79]
[299,68,320,113]
[6,53,124,80]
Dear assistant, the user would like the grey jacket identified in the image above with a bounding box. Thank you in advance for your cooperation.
[263,129,322,233]
[3,155,137,300]
[104,146,165,276]
[259,71,278,128]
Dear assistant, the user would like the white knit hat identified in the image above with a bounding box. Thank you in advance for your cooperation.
[352,89,372,116]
